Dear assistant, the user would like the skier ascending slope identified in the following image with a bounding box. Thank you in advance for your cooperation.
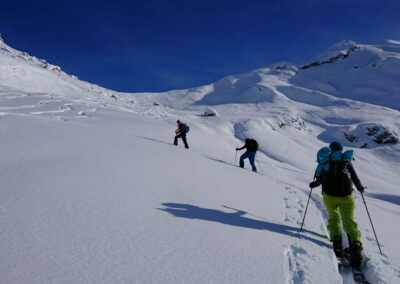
[173,120,189,149]
[309,141,365,269]
[236,138,258,172]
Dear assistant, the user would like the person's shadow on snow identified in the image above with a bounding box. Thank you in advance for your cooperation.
[158,203,329,248]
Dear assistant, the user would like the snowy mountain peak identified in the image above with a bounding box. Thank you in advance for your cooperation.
[301,40,360,69]
[0,38,120,103]
[0,35,16,52]
[292,40,400,110]
[327,39,358,51]
[0,33,8,50]
[269,62,298,75]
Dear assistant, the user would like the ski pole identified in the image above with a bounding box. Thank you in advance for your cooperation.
[300,187,313,231]
[256,155,264,173]
[234,150,238,165]
[300,175,316,231]
[360,191,383,255]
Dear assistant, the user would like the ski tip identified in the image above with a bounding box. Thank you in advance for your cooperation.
[352,269,370,284]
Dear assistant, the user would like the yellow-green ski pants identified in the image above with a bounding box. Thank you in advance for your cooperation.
[322,193,362,242]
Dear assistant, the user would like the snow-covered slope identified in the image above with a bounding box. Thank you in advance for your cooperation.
[1,38,400,283]
[293,40,400,110]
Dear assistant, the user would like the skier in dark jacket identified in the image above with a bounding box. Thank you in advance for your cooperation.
[173,120,189,149]
[236,138,258,172]
[309,141,365,268]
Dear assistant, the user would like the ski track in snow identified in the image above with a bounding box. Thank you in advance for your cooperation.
[296,185,400,284]
[283,185,309,284]
[161,145,399,284]
[282,185,331,284]
[284,245,307,284]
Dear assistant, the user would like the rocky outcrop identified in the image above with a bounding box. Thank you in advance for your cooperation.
[367,126,399,144]
[272,116,306,131]
[300,43,360,70]
[342,123,398,147]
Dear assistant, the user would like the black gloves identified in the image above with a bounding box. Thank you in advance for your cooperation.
[309,181,319,188]
[356,185,365,193]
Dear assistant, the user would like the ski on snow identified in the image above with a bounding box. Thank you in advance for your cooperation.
[352,268,370,284]
[336,251,370,284]
[338,261,370,284]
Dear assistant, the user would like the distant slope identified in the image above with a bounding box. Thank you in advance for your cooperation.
[292,40,400,110]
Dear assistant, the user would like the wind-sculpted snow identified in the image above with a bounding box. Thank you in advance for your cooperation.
[1,38,400,283]
[197,71,279,105]
[375,39,400,53]
[277,85,348,107]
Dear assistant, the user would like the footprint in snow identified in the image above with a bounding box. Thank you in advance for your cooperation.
[78,110,92,117]
[284,245,310,284]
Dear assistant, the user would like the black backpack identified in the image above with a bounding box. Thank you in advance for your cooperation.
[182,123,190,134]
[247,139,258,152]
[323,159,353,196]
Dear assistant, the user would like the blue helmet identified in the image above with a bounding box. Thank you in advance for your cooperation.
[329,141,343,152]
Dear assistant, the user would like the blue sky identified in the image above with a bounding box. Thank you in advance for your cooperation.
[1,0,400,92]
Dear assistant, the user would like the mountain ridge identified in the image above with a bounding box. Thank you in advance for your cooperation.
[1,37,399,150]
[2,37,400,110]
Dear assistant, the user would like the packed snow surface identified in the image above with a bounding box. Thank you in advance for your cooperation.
[1,38,400,283]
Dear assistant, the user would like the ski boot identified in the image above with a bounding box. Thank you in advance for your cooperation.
[332,236,343,258]
[350,240,363,269]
